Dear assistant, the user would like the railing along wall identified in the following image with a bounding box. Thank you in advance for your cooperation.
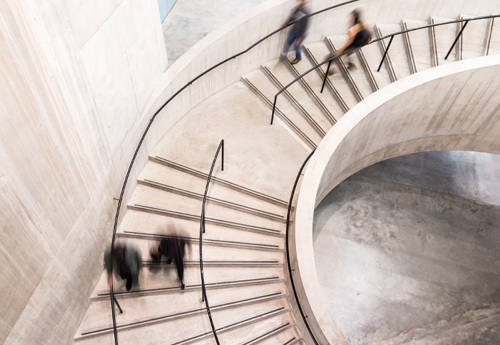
[286,150,316,344]
[270,14,500,124]
[107,1,358,344]
[199,139,224,345]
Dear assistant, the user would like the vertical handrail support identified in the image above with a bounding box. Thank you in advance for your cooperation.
[445,20,469,60]
[377,35,394,72]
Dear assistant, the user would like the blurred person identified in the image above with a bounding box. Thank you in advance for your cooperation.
[105,243,142,292]
[280,0,310,64]
[150,235,189,290]
[327,8,372,74]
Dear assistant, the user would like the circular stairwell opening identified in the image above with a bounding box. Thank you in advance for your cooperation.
[313,150,500,345]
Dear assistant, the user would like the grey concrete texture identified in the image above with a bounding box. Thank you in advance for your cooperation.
[162,0,270,66]
[313,151,500,344]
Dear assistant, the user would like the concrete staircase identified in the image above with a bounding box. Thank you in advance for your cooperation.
[74,13,499,345]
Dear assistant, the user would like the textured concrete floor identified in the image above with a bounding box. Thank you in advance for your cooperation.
[314,151,500,344]
[162,0,270,66]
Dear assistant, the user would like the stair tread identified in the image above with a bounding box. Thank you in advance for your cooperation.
[326,35,376,100]
[242,69,323,145]
[460,14,490,59]
[261,61,333,133]
[376,23,413,79]
[488,15,500,55]
[303,41,359,110]
[403,19,434,71]
[431,16,460,63]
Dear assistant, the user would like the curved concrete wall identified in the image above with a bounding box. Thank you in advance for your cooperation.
[294,56,500,344]
[0,0,166,343]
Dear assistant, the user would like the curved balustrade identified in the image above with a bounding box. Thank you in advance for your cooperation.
[199,139,225,344]
[270,13,500,123]
[285,150,316,344]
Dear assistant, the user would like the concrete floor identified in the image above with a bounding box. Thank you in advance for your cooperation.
[314,151,500,344]
[162,0,270,66]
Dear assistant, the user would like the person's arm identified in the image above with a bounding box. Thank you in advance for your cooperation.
[329,23,361,59]
[280,6,298,30]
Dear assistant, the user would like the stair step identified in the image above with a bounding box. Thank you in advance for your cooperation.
[376,23,413,80]
[129,183,286,230]
[140,160,288,218]
[303,41,359,111]
[242,69,322,147]
[357,36,392,89]
[325,35,375,100]
[260,62,330,137]
[114,234,284,263]
[92,264,286,300]
[212,307,293,344]
[149,156,289,208]
[76,286,289,340]
[487,15,500,55]
[403,19,434,71]
[431,16,460,63]
[460,14,490,59]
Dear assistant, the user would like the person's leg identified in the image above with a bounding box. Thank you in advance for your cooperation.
[281,30,298,61]
[295,36,303,60]
[343,46,357,69]
[176,259,185,290]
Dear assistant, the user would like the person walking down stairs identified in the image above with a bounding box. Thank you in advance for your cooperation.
[279,0,310,64]
[104,243,142,292]
[150,235,189,290]
[328,8,373,74]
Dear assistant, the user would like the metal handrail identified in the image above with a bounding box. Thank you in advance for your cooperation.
[285,149,317,344]
[199,139,224,345]
[271,14,500,123]
[106,1,358,343]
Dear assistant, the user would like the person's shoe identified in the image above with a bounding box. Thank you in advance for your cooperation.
[180,280,185,290]
[347,62,357,70]
[291,58,301,64]
[126,280,132,291]
[279,55,286,62]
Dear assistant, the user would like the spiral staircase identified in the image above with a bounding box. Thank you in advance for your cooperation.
[73,10,500,345]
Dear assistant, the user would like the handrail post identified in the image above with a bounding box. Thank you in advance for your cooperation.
[377,35,394,72]
[445,20,468,60]
[114,296,123,314]
[285,150,318,345]
[221,140,224,171]
[320,59,333,93]
[110,292,119,345]
[271,95,277,125]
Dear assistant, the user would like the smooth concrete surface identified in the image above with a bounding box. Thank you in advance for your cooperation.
[313,151,500,344]
[0,0,166,343]
[294,57,500,345]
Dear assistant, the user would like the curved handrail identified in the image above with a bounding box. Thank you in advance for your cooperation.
[286,149,316,343]
[270,13,500,123]
[107,1,359,343]
[199,139,224,345]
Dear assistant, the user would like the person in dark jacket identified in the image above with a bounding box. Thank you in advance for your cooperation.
[104,243,142,292]
[280,0,310,64]
[328,8,373,73]
[150,235,188,290]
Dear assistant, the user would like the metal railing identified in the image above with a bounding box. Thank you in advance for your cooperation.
[106,1,358,343]
[199,139,224,345]
[271,14,500,124]
[285,149,316,344]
